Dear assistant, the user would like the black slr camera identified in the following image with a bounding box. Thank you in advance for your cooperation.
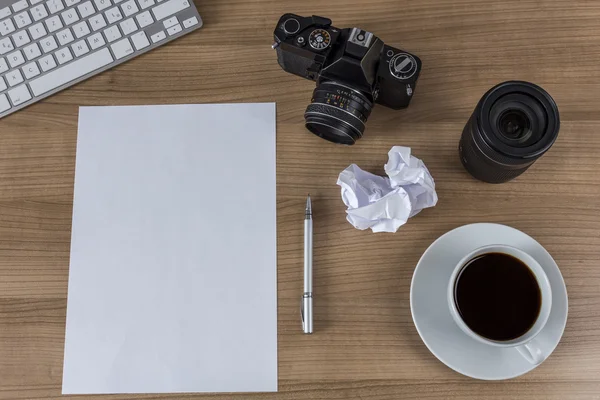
[273,14,422,145]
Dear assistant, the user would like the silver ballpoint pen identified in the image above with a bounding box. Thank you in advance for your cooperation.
[301,195,313,334]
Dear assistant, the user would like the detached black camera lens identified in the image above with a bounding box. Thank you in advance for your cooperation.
[304,81,373,145]
[459,81,560,183]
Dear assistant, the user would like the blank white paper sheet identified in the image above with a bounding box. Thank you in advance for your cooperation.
[62,104,277,394]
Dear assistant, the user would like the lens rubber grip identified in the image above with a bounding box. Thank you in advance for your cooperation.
[459,131,533,183]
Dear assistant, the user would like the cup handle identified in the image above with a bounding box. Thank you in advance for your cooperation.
[516,338,546,365]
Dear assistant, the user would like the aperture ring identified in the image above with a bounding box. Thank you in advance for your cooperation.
[312,86,373,117]
[312,91,370,123]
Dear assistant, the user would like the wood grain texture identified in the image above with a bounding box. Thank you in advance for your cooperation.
[1,0,600,398]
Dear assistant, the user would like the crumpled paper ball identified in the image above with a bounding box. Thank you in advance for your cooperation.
[336,146,438,233]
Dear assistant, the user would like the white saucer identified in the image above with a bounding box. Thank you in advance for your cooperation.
[410,223,568,380]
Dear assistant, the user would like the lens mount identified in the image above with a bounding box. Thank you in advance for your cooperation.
[304,81,373,145]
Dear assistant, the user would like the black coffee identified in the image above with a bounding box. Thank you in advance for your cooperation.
[454,252,541,341]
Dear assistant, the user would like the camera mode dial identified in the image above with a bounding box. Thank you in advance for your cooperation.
[389,53,417,80]
[309,29,331,50]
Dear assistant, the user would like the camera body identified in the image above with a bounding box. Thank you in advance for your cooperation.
[273,14,421,112]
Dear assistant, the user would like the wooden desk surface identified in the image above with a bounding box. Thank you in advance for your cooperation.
[1,0,600,399]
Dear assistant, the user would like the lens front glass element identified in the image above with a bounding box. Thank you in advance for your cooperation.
[498,109,531,141]
[489,93,547,148]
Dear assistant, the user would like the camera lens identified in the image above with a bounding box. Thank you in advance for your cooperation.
[459,81,560,183]
[304,81,373,145]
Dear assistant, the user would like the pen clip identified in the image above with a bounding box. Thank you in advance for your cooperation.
[300,295,305,330]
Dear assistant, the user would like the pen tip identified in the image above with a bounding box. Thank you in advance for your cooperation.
[305,195,312,214]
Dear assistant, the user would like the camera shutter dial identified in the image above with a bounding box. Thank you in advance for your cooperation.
[309,29,332,50]
[389,53,418,80]
[282,18,300,35]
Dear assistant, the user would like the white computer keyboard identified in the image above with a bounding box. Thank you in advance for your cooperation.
[0,0,202,119]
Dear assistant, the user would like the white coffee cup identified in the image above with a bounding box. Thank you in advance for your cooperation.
[447,244,552,365]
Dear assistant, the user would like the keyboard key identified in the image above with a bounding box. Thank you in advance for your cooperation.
[7,50,25,67]
[182,16,198,28]
[44,15,62,32]
[57,27,74,45]
[71,39,88,56]
[105,6,122,23]
[110,37,132,59]
[162,16,176,28]
[151,0,189,21]
[72,20,90,37]
[14,11,33,28]
[103,25,120,42]
[0,18,16,35]
[150,30,164,43]
[40,35,58,52]
[138,0,154,9]
[65,0,81,6]
[86,31,104,49]
[130,30,148,49]
[0,93,11,112]
[12,30,30,47]
[77,1,94,18]
[0,7,11,20]
[46,0,65,14]
[89,14,106,30]
[120,0,138,17]
[29,47,113,96]
[0,77,7,92]
[6,69,24,86]
[31,4,49,21]
[8,84,31,105]
[55,47,72,63]
[12,0,29,12]
[31,0,45,4]
[113,0,123,3]
[23,42,41,59]
[28,22,46,39]
[167,23,180,35]
[94,0,111,11]
[119,17,136,35]
[0,37,14,54]
[135,10,152,27]
[38,53,56,70]
[0,57,8,73]
[22,61,41,78]
[60,9,79,25]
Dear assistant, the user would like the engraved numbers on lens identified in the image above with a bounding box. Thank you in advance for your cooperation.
[389,53,417,80]
[309,29,331,50]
